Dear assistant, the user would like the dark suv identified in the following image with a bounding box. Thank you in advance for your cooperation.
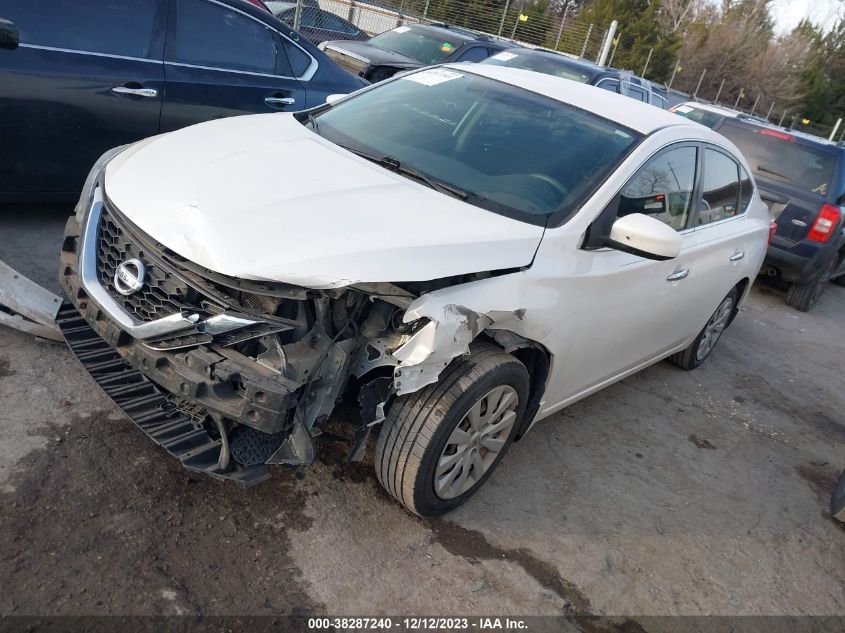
[320,23,514,83]
[713,119,845,310]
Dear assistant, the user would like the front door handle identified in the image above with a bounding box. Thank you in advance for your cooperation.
[265,96,296,107]
[730,250,745,262]
[112,85,158,98]
[666,269,689,281]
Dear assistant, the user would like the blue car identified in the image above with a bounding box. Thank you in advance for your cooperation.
[0,0,367,201]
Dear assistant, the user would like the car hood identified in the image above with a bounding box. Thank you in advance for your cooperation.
[104,114,545,289]
[323,39,422,67]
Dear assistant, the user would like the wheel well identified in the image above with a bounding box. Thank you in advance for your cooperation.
[477,331,550,440]
[728,277,751,326]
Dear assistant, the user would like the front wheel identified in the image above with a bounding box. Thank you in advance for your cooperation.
[375,344,529,516]
[670,288,738,371]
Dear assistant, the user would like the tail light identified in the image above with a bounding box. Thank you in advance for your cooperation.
[807,204,841,242]
[244,0,269,10]
[768,219,777,245]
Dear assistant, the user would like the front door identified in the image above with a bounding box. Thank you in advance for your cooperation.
[547,144,713,404]
[160,0,308,133]
[0,0,165,196]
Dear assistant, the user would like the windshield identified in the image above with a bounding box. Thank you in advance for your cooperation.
[483,51,593,83]
[307,68,642,223]
[367,28,462,64]
[718,122,837,196]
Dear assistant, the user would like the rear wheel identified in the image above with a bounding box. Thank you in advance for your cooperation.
[375,344,529,516]
[670,288,738,371]
[786,257,836,311]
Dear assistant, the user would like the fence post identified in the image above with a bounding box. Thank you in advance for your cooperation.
[668,60,680,88]
[608,32,620,67]
[829,118,842,141]
[640,47,652,77]
[293,0,303,31]
[497,0,511,36]
[733,88,743,109]
[423,0,430,18]
[714,78,725,103]
[778,109,788,126]
[766,102,775,121]
[554,6,569,51]
[693,67,706,98]
[510,0,526,39]
[750,94,760,115]
[580,23,593,58]
[597,20,617,66]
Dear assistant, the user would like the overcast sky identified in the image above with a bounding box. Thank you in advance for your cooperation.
[771,0,843,34]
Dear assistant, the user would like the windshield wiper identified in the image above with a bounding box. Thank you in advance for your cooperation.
[337,145,468,201]
[757,165,790,181]
[306,112,320,135]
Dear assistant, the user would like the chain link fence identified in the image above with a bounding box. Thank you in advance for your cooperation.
[285,0,607,62]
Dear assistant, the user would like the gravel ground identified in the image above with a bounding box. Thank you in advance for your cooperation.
[1,205,843,619]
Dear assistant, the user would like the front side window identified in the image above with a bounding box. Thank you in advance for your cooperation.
[596,78,620,93]
[170,0,278,74]
[0,0,161,58]
[697,149,741,225]
[367,28,462,65]
[618,146,697,231]
[308,69,641,224]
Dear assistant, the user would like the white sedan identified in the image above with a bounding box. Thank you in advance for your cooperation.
[62,63,770,516]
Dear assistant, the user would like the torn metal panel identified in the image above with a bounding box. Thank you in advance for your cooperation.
[0,260,63,341]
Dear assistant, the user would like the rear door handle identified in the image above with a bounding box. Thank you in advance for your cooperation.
[265,96,296,107]
[666,269,689,281]
[730,250,745,262]
[112,86,158,98]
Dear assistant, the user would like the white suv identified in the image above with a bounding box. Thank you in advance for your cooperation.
[60,64,770,516]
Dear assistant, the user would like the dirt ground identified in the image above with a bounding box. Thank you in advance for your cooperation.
[1,205,844,618]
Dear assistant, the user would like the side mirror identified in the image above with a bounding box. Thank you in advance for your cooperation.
[324,93,346,106]
[606,213,682,260]
[0,18,19,51]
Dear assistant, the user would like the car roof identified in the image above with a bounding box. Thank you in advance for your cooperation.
[719,117,845,154]
[677,101,742,117]
[451,63,695,134]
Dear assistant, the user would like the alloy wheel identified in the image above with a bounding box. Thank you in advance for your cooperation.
[696,297,734,361]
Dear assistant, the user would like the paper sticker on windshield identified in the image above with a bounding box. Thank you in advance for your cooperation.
[393,26,411,33]
[674,105,693,113]
[491,51,518,61]
[404,68,464,87]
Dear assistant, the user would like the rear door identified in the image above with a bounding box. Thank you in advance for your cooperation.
[160,0,309,132]
[0,0,165,197]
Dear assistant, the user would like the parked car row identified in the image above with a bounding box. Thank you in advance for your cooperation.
[671,102,845,311]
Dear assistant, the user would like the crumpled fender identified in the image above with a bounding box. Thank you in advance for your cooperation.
[389,282,528,395]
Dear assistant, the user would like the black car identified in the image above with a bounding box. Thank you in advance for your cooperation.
[482,48,669,108]
[320,22,514,83]
[265,1,367,45]
[712,119,845,310]
[0,0,367,201]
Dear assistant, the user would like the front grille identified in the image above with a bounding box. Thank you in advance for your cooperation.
[95,203,202,322]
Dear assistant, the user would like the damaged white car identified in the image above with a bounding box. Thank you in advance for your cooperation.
[59,64,770,516]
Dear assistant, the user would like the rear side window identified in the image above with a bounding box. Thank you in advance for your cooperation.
[456,46,490,63]
[170,0,278,74]
[596,78,620,93]
[698,149,741,225]
[672,106,724,129]
[320,12,358,34]
[0,0,162,59]
[618,146,697,231]
[717,122,837,196]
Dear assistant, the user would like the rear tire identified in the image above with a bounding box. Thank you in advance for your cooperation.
[787,258,836,311]
[375,344,529,517]
[670,288,739,371]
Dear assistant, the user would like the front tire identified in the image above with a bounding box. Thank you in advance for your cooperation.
[670,288,738,371]
[375,344,529,517]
